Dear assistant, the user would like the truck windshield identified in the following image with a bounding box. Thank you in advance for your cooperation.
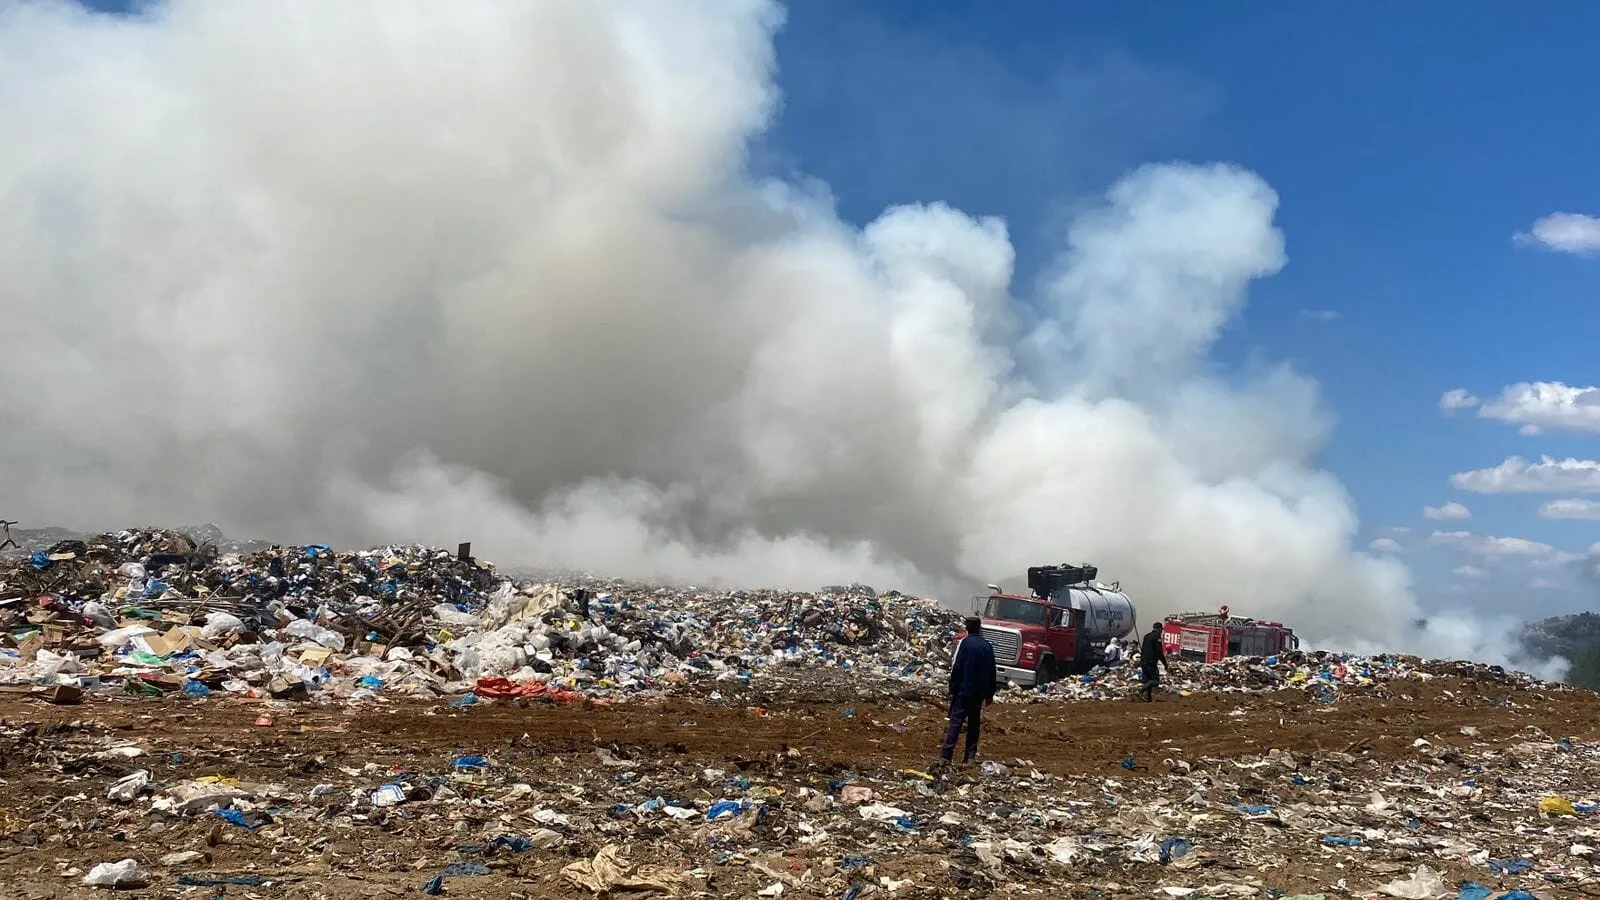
[985,597,1047,625]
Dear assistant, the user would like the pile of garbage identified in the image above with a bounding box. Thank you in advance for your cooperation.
[0,529,965,705]
[0,527,1575,711]
[1035,652,1565,705]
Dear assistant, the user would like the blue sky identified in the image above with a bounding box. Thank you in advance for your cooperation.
[760,0,1600,619]
[67,0,1597,621]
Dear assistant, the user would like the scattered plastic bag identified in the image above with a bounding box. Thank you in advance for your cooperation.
[105,770,150,802]
[84,859,147,888]
[200,612,247,642]
[1378,865,1447,899]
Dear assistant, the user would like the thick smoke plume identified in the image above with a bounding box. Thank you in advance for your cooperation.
[0,0,1553,671]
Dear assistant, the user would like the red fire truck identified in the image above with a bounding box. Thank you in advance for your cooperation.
[1160,606,1299,663]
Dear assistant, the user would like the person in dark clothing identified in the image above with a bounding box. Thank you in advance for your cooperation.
[1138,622,1171,702]
[941,617,998,763]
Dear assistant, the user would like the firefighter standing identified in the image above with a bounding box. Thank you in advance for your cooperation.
[1138,621,1170,702]
[940,616,997,764]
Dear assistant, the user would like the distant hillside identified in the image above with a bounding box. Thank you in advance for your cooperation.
[1521,613,1600,691]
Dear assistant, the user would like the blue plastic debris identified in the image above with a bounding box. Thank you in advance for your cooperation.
[1158,837,1192,863]
[212,809,258,829]
[1488,857,1530,875]
[706,800,744,821]
[1320,835,1362,846]
[28,552,49,571]
[421,874,444,895]
[441,862,490,877]
[182,681,210,697]
[452,755,489,770]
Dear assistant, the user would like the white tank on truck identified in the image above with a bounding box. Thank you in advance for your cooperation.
[1048,584,1137,641]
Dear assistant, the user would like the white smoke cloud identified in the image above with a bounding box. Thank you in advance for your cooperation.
[0,0,1547,670]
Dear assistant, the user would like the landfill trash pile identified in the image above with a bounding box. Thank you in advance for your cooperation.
[0,529,967,707]
[1034,652,1565,707]
[1,674,1599,899]
[0,528,1582,712]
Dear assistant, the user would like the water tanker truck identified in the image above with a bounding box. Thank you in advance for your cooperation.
[969,564,1137,686]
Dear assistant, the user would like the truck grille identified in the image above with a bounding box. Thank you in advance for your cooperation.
[982,627,1021,666]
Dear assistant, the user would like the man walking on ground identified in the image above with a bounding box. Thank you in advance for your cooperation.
[1139,621,1171,702]
[941,617,998,764]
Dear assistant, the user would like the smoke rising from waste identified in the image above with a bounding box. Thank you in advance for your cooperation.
[0,0,1555,672]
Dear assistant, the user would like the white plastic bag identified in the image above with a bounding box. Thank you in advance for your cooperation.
[200,611,247,642]
[1379,865,1447,899]
[106,770,151,802]
[83,859,147,888]
[81,601,118,629]
[284,618,346,651]
[97,624,155,650]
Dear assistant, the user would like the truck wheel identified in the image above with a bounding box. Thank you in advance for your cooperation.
[1036,658,1056,686]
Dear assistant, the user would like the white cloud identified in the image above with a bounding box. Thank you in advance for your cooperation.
[1422,501,1471,520]
[1368,537,1403,554]
[1531,577,1562,589]
[1299,309,1339,322]
[1539,498,1600,520]
[1451,456,1600,494]
[1472,382,1600,435]
[1453,564,1487,579]
[1515,212,1600,255]
[1429,530,1581,564]
[1439,388,1479,414]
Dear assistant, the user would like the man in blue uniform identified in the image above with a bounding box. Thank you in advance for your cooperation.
[941,617,998,764]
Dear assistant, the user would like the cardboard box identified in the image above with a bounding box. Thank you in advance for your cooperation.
[43,684,82,705]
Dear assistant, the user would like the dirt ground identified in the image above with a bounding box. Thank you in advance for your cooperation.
[2,676,1597,899]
